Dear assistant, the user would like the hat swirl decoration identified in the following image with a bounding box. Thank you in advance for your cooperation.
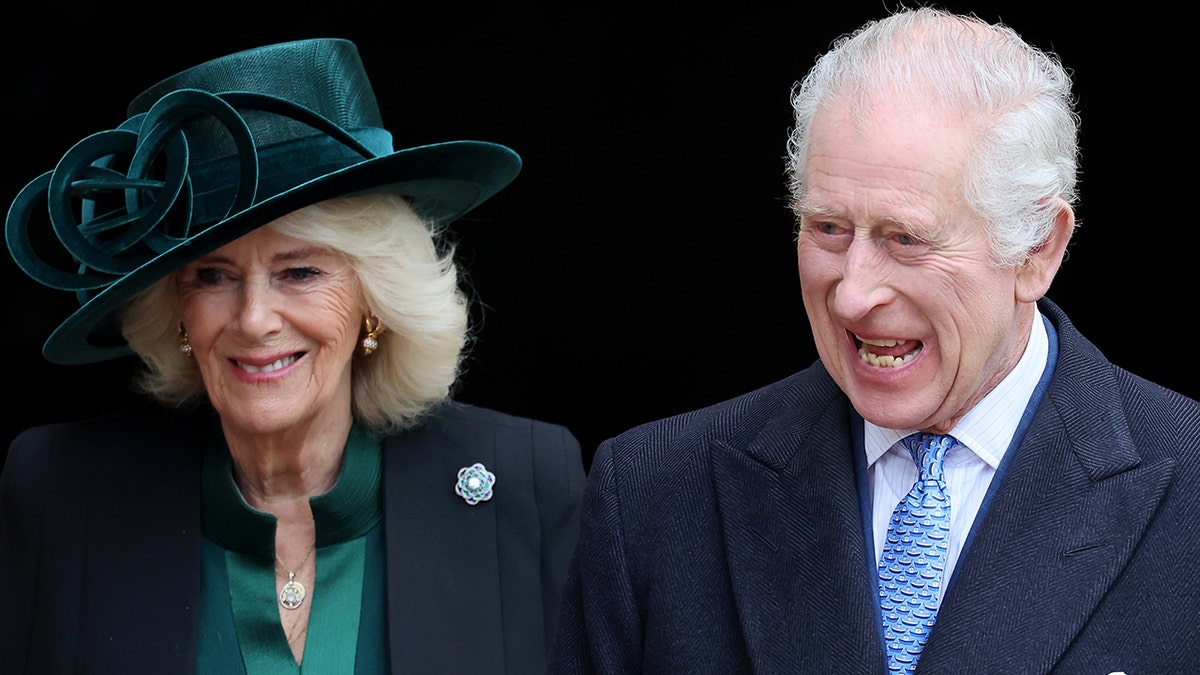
[8,89,341,291]
[6,38,521,365]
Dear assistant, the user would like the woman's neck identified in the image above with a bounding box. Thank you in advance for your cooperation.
[225,412,353,512]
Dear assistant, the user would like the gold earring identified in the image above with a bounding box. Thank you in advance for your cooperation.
[361,314,383,355]
[178,322,193,358]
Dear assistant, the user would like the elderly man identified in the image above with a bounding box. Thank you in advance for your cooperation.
[550,7,1200,674]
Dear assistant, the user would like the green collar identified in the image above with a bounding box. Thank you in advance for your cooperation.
[201,414,383,560]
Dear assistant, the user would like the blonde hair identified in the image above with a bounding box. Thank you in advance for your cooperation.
[121,192,469,433]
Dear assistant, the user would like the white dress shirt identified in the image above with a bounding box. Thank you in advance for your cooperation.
[865,308,1049,601]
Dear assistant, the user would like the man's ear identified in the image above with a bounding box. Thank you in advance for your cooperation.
[1016,197,1075,303]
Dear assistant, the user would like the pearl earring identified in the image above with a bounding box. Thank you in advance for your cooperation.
[178,322,193,358]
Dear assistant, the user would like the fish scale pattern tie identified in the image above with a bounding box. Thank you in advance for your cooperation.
[877,432,955,674]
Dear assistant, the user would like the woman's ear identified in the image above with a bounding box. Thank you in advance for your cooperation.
[1016,198,1075,303]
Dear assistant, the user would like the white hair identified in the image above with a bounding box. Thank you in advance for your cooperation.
[785,7,1080,266]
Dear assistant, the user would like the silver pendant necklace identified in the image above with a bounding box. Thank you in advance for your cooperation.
[276,544,315,610]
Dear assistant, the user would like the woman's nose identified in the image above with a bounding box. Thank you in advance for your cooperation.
[233,279,284,338]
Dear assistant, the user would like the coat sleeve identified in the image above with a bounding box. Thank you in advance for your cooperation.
[0,428,52,672]
[534,420,588,649]
[548,436,644,674]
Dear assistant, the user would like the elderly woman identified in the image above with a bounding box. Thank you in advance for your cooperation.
[0,39,584,673]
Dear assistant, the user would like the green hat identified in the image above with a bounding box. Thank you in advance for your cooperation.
[6,38,520,365]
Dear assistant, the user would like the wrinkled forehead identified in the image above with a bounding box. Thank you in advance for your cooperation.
[808,95,978,161]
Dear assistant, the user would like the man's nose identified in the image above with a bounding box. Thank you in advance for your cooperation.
[831,238,896,321]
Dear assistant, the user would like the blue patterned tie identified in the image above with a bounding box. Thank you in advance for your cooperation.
[877,432,955,674]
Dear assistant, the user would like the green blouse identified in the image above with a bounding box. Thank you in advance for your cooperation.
[195,417,387,673]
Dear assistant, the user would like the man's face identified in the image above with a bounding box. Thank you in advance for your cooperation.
[795,100,1033,433]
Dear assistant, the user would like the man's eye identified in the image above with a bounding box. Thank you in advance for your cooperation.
[809,221,841,235]
[896,233,919,246]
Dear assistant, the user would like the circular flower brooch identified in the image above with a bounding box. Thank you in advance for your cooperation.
[455,463,496,505]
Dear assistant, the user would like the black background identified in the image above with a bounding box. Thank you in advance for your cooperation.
[2,1,1192,472]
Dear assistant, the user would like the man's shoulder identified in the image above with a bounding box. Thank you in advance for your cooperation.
[1043,298,1200,460]
[603,362,844,461]
[579,363,847,529]
[1110,367,1200,451]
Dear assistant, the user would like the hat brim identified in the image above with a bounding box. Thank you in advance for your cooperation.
[41,139,520,365]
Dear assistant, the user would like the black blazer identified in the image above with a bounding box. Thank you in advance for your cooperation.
[0,400,586,673]
[550,298,1200,673]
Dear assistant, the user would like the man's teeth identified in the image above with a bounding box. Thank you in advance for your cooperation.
[240,355,298,373]
[855,336,920,368]
[859,350,913,367]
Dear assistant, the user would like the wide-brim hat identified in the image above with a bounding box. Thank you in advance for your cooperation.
[6,38,521,365]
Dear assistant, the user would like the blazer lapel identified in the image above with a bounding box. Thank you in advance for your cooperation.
[381,411,504,673]
[919,335,1176,673]
[712,377,887,672]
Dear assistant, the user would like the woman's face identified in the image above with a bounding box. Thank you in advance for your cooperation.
[176,226,362,438]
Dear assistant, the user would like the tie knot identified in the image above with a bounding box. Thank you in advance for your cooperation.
[902,432,955,480]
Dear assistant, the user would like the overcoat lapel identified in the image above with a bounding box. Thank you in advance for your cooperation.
[709,305,1176,673]
[919,323,1176,673]
[381,411,505,673]
[712,377,888,672]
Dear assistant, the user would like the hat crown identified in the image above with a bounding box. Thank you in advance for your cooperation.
[127,38,386,165]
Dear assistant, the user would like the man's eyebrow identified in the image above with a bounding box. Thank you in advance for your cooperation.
[795,203,928,237]
[796,200,839,219]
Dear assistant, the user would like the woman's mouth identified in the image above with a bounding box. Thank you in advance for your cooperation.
[236,353,303,373]
[855,335,922,368]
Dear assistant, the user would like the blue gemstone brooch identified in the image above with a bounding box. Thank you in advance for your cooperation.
[455,463,496,505]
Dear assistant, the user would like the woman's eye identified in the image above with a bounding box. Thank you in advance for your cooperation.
[194,267,226,285]
[285,267,321,281]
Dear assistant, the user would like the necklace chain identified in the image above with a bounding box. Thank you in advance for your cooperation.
[275,543,316,574]
[276,543,316,611]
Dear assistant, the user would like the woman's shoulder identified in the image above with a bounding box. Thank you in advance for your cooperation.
[422,401,576,439]
[3,404,208,518]
[382,400,583,477]
[7,402,208,467]
[16,402,202,438]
